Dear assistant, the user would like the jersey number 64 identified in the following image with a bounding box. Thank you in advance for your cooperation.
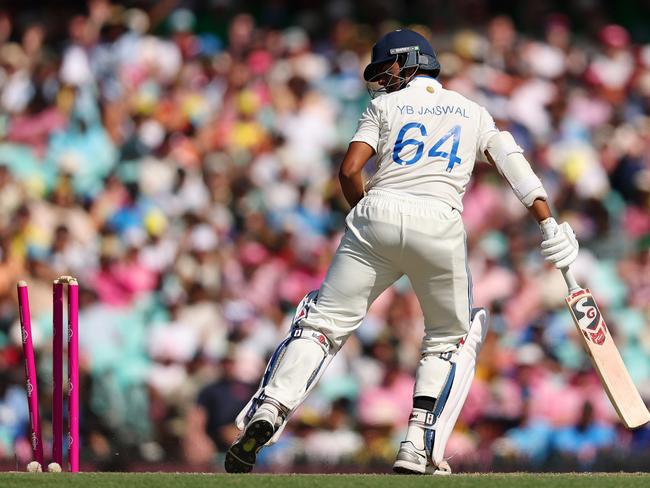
[392,123,461,172]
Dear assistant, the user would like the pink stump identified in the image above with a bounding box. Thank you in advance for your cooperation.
[52,281,64,467]
[67,281,79,472]
[17,282,44,466]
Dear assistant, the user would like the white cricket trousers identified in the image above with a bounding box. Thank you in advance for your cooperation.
[302,188,471,355]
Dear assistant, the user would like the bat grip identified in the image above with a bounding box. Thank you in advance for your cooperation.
[561,267,582,294]
[540,218,582,294]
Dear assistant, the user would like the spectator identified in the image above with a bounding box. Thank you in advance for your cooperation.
[183,355,256,466]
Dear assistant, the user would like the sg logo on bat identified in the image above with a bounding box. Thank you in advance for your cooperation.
[567,290,607,346]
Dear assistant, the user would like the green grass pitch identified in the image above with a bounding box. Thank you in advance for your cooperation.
[1,473,650,488]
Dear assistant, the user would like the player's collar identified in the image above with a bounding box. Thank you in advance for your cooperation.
[407,75,442,88]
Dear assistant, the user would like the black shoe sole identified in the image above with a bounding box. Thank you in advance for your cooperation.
[224,419,275,473]
[393,466,425,475]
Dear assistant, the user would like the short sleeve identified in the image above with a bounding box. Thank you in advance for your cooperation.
[476,106,499,163]
[350,100,381,151]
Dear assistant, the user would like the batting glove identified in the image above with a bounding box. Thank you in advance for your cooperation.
[539,217,579,269]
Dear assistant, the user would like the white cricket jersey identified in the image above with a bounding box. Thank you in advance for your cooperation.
[351,76,498,211]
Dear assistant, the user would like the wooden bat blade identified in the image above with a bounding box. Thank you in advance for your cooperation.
[565,288,650,429]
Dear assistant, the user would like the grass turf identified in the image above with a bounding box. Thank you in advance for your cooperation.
[1,473,650,488]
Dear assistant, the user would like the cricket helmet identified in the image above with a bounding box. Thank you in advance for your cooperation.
[363,28,441,82]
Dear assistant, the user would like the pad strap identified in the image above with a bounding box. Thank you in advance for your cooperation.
[408,408,437,429]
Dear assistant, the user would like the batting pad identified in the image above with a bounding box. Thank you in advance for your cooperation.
[235,290,336,445]
[431,307,489,465]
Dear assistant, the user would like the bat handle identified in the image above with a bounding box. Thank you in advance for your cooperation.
[561,267,582,294]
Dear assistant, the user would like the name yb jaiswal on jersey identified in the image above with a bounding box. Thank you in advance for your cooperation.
[397,105,470,118]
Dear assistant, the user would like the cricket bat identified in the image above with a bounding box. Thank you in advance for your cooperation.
[559,266,650,429]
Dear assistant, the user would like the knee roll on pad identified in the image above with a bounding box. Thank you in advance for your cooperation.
[485,131,548,207]
[235,290,336,445]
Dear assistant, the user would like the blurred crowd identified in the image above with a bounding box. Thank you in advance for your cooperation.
[0,0,649,473]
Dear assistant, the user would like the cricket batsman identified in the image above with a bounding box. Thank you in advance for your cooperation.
[225,29,579,474]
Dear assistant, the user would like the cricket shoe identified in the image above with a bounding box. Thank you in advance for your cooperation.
[392,441,453,475]
[392,441,428,474]
[224,409,276,473]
